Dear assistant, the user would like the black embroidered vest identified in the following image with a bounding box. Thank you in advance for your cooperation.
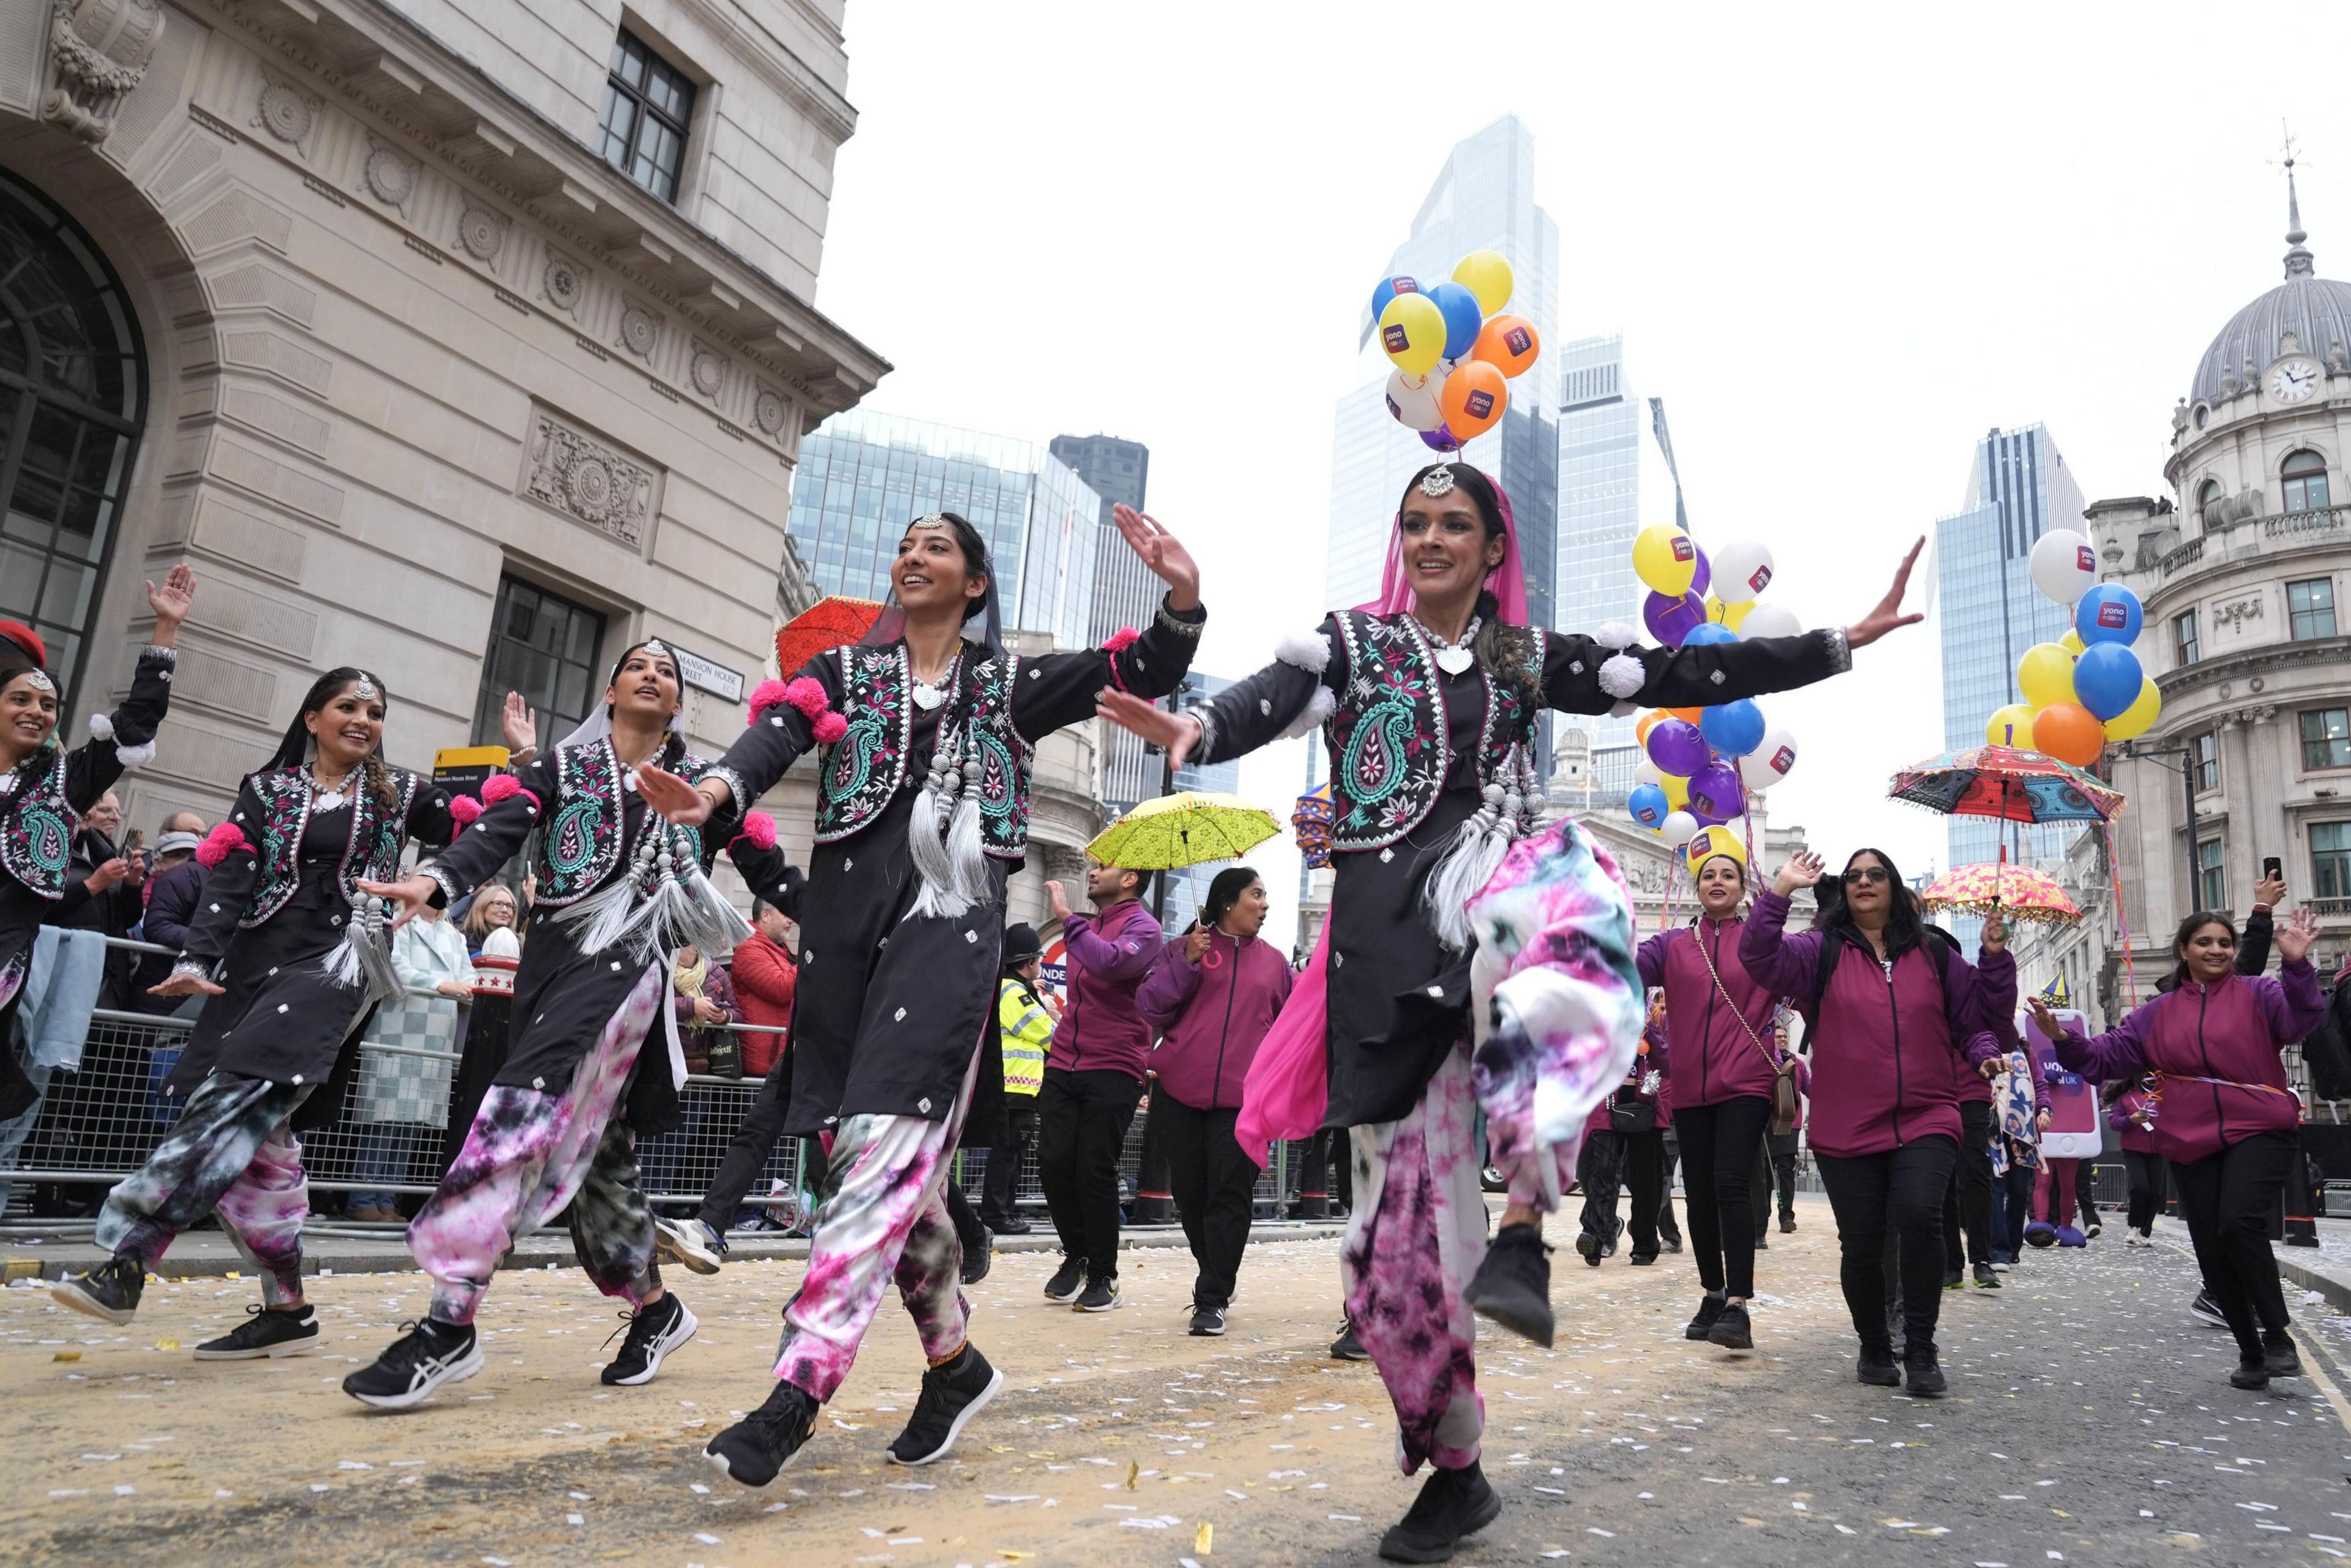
[537,740,715,908]
[814,643,1034,858]
[1323,610,1546,852]
[239,767,422,927]
[0,751,78,899]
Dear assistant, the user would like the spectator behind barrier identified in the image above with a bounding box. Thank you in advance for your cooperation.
[128,811,208,1013]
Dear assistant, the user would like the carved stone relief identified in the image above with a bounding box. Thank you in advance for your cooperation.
[361,136,416,212]
[688,339,726,401]
[2213,595,2264,634]
[41,0,163,144]
[522,410,657,548]
[252,75,318,152]
[456,201,508,264]
[541,250,585,316]
[616,302,660,361]
[752,384,789,438]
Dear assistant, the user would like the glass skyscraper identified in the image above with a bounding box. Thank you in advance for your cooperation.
[1554,335,1644,752]
[1050,433,1163,811]
[1935,424,2087,873]
[788,410,1100,650]
[1157,672,1244,935]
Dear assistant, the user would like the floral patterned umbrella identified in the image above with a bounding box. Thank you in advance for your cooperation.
[1887,745,2123,825]
[1086,791,1283,871]
[1921,863,2082,925]
[1293,782,1333,869]
[774,596,883,678]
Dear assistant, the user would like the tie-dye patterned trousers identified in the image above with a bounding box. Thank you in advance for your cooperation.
[408,964,667,1326]
[770,1048,984,1403]
[96,1071,316,1307]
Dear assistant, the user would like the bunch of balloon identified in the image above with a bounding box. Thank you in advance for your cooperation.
[1374,250,1541,451]
[1981,530,2161,767]
[1623,528,1800,850]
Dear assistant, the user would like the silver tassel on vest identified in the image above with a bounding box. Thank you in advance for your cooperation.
[325,885,403,1005]
[1425,743,1543,951]
[560,818,751,961]
[909,724,992,919]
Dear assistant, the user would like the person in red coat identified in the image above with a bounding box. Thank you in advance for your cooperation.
[732,901,798,1079]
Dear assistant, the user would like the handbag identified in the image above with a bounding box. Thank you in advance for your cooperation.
[1607,1082,1658,1133]
[1694,925,1801,1136]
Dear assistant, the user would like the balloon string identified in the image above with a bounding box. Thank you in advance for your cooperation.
[2104,820,2137,1010]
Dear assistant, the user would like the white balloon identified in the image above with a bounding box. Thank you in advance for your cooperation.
[1711,539,1777,604]
[1633,758,1664,790]
[2029,528,2098,604]
[1659,810,1700,847]
[1738,726,1798,791]
[1739,603,1803,641]
[1385,368,1444,432]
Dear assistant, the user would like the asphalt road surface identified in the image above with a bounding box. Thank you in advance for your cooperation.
[9,1196,2351,1566]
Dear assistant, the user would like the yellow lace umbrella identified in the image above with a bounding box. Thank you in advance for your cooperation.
[1919,863,2082,926]
[1086,791,1283,871]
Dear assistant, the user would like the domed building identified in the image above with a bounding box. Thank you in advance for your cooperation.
[2062,160,2351,1021]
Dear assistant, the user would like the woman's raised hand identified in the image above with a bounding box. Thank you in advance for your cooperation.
[1113,504,1199,610]
[2276,904,2321,965]
[500,692,539,756]
[358,873,440,931]
[2023,994,2063,1037]
[1096,689,1204,771]
[637,766,719,827]
[1845,537,1927,650]
[146,563,196,642]
[1773,850,1825,896]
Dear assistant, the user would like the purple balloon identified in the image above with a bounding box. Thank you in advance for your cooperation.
[1646,718,1708,778]
[1690,545,1711,599]
[1643,590,1707,648]
[1420,424,1460,452]
[1686,760,1745,825]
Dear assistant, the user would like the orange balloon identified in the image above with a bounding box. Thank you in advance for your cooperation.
[1662,706,1703,725]
[1637,711,1663,746]
[1471,313,1541,378]
[2031,701,2105,767]
[1439,359,1508,440]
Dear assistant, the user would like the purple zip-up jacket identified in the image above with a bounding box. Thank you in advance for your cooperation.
[1739,889,2003,1158]
[1638,915,1782,1108]
[2051,961,2323,1164]
[1137,929,1294,1110]
[1045,898,1164,1084]
[1954,942,2020,1104]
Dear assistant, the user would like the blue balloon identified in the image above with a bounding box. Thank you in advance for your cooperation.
[2075,583,2143,645]
[1628,782,1670,831]
[1369,275,1422,320]
[1427,280,1484,361]
[2072,642,2143,722]
[1681,623,1739,648]
[1699,698,1767,757]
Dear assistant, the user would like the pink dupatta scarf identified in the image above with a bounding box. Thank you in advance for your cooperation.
[1237,462,1532,1164]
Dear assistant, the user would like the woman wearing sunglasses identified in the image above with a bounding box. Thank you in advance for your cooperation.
[1739,847,2014,1395]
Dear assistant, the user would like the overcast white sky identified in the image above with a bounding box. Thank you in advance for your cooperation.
[804,2,2351,943]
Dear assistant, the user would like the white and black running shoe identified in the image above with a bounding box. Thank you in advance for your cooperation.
[51,1255,144,1326]
[194,1303,320,1360]
[601,1294,699,1386]
[2189,1288,2230,1329]
[886,1345,1005,1466]
[1043,1255,1087,1304]
[342,1318,483,1409]
[1188,1303,1229,1337]
[653,1217,725,1275]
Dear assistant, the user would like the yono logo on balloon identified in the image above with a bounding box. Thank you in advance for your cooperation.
[1464,390,1494,418]
[1504,326,1531,354]
[1382,324,1410,353]
[2097,604,2128,628]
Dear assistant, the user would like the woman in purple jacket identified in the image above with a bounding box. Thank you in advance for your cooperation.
[1636,847,1786,1352]
[2028,905,2326,1390]
[1740,847,2011,1395]
[1137,866,1294,1338]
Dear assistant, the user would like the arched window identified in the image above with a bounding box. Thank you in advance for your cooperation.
[0,170,146,697]
[2198,478,2224,527]
[2282,449,2331,512]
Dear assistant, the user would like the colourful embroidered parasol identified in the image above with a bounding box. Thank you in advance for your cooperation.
[774,596,883,678]
[1886,745,2122,825]
[1292,782,1333,869]
[1921,863,2083,925]
[1086,791,1283,872]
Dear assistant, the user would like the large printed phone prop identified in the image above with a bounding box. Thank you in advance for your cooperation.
[2021,1004,2102,1159]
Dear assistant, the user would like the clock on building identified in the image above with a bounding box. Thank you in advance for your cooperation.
[2267,356,2323,403]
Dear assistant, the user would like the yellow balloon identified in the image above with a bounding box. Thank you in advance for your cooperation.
[2016,642,2077,708]
[1378,293,1445,377]
[1452,249,1515,315]
[2058,629,2086,658]
[1702,593,1753,632]
[1985,702,2038,748]
[1632,523,1699,596]
[2103,676,2162,742]
[1661,773,1690,811]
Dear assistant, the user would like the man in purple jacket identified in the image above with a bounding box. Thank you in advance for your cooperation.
[1037,861,1163,1313]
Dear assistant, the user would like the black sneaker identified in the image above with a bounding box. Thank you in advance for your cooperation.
[1376,1458,1502,1563]
[960,1225,995,1287]
[1660,1232,1684,1253]
[2190,1288,2230,1329]
[1044,1255,1088,1304]
[1189,1303,1228,1337]
[1903,1343,1946,1395]
[1753,1234,1770,1251]
[2230,1358,2271,1391]
[887,1345,1004,1465]
[2263,1329,2304,1378]
[706,1379,820,1486]
[342,1319,482,1409]
[1465,1222,1553,1348]
[1074,1274,1120,1312]
[1972,1263,2002,1289]
[991,1215,1034,1236]
[1330,1319,1370,1361]
[1706,1301,1753,1351]
[1628,1250,1657,1266]
[601,1293,699,1386]
[1856,1347,1902,1386]
[1684,1291,1728,1341]
[193,1303,319,1360]
[1780,1213,1798,1234]
[1941,1269,1965,1291]
[1573,1229,1603,1266]
[51,1255,144,1326]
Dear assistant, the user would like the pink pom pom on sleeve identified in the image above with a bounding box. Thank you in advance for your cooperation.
[745,678,791,719]
[195,822,249,869]
[733,810,778,851]
[784,677,831,721]
[1102,627,1140,654]
[448,795,484,829]
[812,711,848,745]
[479,773,521,805]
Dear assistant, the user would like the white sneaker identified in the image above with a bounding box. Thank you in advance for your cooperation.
[654,1217,724,1275]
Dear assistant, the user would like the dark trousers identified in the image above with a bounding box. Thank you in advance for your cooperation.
[1674,1095,1771,1298]
[2170,1130,2297,1362]
[981,1104,1038,1225]
[1577,1127,1624,1244]
[2124,1148,2168,1236]
[1295,1126,1353,1213]
[1037,1067,1143,1280]
[1134,1091,1174,1211]
[1581,1125,1664,1255]
[1767,1130,1798,1223]
[697,1056,792,1234]
[1155,1093,1259,1308]
[1817,1135,1959,1356]
[1941,1100,1995,1270]
[1993,1162,2034,1260]
[1657,1131,1683,1244]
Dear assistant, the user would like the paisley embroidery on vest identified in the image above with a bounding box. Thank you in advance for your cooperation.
[240,767,427,927]
[540,744,624,906]
[964,650,1032,858]
[815,645,912,844]
[0,752,77,899]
